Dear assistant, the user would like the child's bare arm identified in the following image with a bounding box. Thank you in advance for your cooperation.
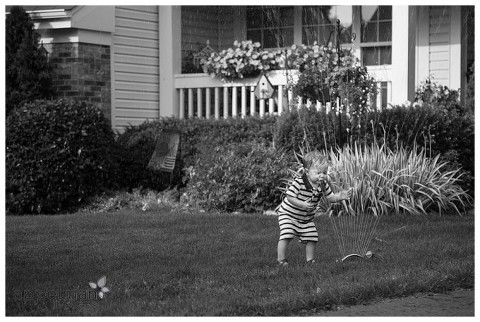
[325,184,352,203]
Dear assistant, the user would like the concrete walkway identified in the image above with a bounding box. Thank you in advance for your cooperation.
[316,289,474,316]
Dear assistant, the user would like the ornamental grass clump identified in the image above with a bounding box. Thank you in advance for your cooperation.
[328,142,472,216]
[285,142,471,217]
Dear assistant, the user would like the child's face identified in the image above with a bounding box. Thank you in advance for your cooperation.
[307,162,329,184]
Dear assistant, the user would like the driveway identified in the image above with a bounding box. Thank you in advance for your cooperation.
[316,289,474,316]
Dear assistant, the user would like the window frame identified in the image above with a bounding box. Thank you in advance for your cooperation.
[359,5,393,66]
[301,6,354,46]
[243,5,393,68]
[246,6,295,49]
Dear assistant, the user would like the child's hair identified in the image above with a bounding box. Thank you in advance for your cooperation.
[303,150,329,169]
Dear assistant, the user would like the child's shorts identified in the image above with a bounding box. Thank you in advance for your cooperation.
[278,214,318,242]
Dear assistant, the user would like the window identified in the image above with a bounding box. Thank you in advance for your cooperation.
[362,46,391,65]
[372,81,389,110]
[246,6,294,48]
[302,6,353,46]
[361,6,392,65]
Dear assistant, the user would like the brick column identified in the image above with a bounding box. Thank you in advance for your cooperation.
[46,42,111,120]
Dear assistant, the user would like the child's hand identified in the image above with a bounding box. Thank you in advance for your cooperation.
[304,201,317,212]
[339,188,352,201]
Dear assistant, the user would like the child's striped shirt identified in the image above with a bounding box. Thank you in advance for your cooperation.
[277,173,333,222]
[276,174,333,242]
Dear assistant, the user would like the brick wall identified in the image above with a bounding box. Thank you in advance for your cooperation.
[44,42,111,121]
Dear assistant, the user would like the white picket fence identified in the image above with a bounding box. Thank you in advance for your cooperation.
[174,70,391,119]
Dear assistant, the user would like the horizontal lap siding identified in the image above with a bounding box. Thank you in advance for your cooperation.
[114,6,159,131]
[429,6,450,86]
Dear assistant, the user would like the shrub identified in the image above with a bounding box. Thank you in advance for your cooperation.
[274,105,335,151]
[183,142,292,213]
[414,77,469,115]
[112,123,184,192]
[366,104,474,196]
[6,99,117,214]
[273,103,474,196]
[115,116,277,190]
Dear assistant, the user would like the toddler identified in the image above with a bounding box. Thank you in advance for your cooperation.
[276,150,351,266]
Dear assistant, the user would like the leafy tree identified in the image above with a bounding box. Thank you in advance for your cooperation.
[6,6,54,115]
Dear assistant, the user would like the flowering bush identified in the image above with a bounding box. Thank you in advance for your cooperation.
[285,43,355,72]
[415,77,459,105]
[414,77,468,115]
[288,43,376,126]
[202,40,285,81]
[333,65,377,128]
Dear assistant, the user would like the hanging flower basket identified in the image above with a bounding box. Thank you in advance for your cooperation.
[201,40,286,81]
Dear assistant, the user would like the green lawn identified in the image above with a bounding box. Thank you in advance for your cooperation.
[5,210,474,316]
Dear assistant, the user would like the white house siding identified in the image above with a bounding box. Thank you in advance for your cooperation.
[113,6,159,131]
[428,6,451,86]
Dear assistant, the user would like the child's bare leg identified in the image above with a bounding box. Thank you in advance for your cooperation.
[277,238,292,262]
[305,241,317,262]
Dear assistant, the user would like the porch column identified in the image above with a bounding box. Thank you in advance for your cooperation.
[449,6,462,90]
[159,6,181,117]
[407,6,417,102]
[416,7,430,90]
[391,6,410,105]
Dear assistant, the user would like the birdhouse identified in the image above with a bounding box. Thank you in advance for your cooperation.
[254,74,275,100]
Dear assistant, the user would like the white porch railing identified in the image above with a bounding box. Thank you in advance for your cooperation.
[174,70,391,119]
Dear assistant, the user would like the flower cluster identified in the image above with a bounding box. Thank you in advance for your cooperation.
[332,65,377,113]
[288,42,376,116]
[202,41,359,82]
[414,77,460,106]
[201,40,285,81]
[201,40,376,119]
[285,42,352,72]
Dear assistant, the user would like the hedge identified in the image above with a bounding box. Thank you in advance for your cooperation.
[114,116,277,191]
[6,99,117,214]
[273,103,474,195]
[6,99,474,214]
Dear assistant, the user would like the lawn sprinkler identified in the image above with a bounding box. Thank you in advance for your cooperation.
[335,250,374,263]
[328,200,381,263]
